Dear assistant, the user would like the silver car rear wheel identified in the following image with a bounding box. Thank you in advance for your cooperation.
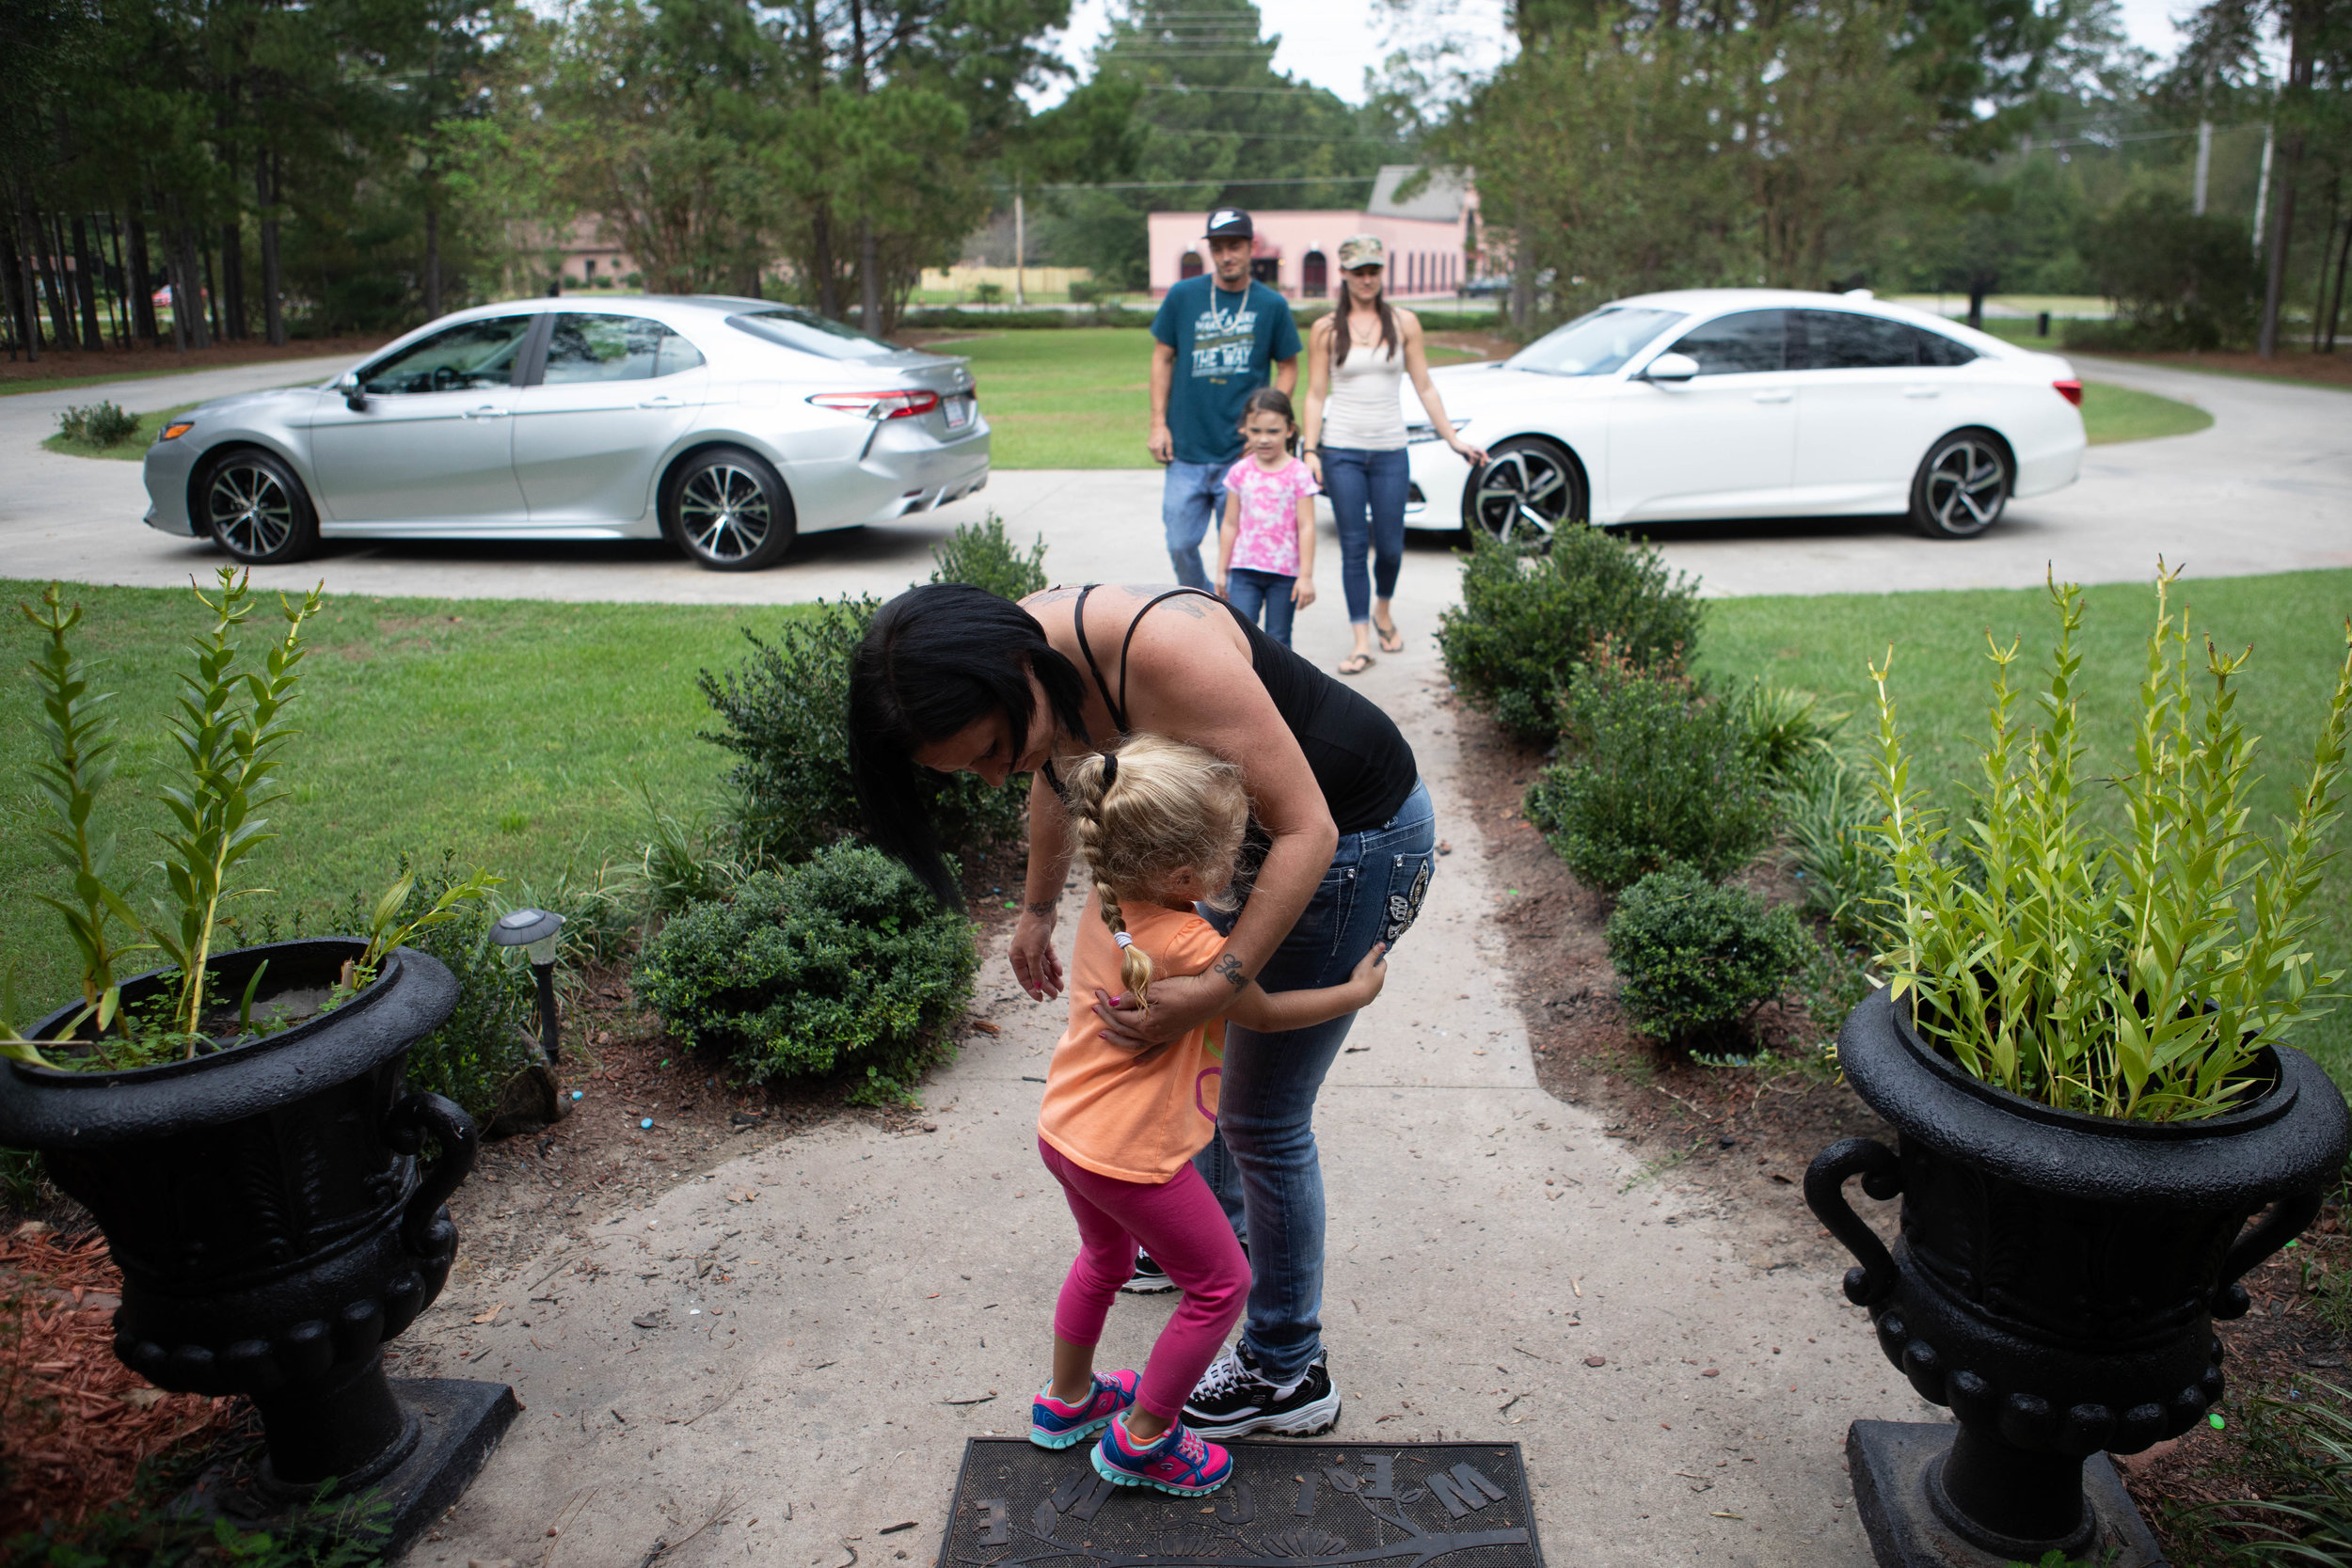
[665,448,796,571]
[1910,430,2010,539]
[1464,436,1585,545]
[203,450,319,565]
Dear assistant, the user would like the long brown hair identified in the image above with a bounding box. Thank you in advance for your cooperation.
[1332,273,1398,367]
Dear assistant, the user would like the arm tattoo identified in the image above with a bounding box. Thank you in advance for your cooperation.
[1214,954,1249,991]
[1025,899,1056,917]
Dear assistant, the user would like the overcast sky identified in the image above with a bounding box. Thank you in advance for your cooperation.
[1032,0,2203,111]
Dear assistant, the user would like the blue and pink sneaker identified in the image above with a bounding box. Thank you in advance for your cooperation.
[1029,1370,1140,1449]
[1091,1411,1232,1497]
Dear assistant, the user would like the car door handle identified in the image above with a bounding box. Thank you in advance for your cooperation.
[1751,389,1793,404]
[464,404,509,420]
[1903,387,1940,399]
[639,395,684,409]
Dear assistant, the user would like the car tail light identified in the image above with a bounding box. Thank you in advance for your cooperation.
[806,389,941,420]
[2053,379,2083,406]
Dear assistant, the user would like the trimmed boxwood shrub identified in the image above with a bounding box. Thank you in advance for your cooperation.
[1522,657,1776,892]
[1437,527,1705,747]
[1605,865,1809,1044]
[699,595,1025,871]
[632,842,977,1101]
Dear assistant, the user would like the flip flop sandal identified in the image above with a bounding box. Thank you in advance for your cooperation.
[1375,620,1405,654]
[1338,653,1375,675]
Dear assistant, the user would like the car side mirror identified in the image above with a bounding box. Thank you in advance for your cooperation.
[1643,352,1699,385]
[336,372,368,411]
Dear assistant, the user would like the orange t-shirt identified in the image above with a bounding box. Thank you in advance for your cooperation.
[1036,895,1228,1184]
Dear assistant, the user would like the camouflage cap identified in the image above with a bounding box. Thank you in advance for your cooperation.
[1337,234,1385,270]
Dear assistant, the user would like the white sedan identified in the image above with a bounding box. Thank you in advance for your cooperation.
[1403,289,2085,541]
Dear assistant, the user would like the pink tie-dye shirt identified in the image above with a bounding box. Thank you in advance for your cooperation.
[1221,455,1319,578]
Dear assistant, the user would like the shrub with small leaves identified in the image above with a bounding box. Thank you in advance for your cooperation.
[1605,866,1809,1045]
[930,513,1048,602]
[1437,526,1705,747]
[631,842,977,1101]
[1523,655,1777,892]
[54,401,141,447]
[700,596,1024,872]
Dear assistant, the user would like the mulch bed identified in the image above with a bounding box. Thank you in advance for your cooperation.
[2087,343,2352,390]
[1445,695,2352,1559]
[5,337,391,386]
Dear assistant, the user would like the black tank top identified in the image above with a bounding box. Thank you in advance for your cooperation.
[1062,585,1418,835]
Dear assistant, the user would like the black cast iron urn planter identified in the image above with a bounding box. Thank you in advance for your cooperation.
[0,938,517,1554]
[1807,985,2350,1567]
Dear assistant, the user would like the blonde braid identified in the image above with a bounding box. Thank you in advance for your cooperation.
[1060,737,1250,1014]
[1065,752,1157,1006]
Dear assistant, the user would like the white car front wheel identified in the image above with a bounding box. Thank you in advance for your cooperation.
[1464,436,1586,545]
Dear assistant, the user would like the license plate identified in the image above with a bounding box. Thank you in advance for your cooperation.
[943,393,976,431]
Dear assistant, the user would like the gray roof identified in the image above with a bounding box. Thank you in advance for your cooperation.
[1366,166,1469,221]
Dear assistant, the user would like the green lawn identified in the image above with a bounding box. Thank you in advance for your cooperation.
[0,582,817,1017]
[1699,570,2352,1087]
[2080,381,2214,445]
[40,402,200,461]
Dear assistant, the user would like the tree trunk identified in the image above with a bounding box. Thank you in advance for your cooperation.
[2325,212,2351,354]
[1967,277,1990,331]
[2257,6,2315,360]
[859,220,880,330]
[70,214,103,350]
[422,194,440,318]
[256,151,283,345]
[1,218,31,360]
[1509,234,1533,332]
[812,207,840,319]
[202,240,223,344]
[2312,175,2341,354]
[170,207,209,350]
[220,218,246,340]
[100,210,125,344]
[127,210,158,343]
[32,206,73,348]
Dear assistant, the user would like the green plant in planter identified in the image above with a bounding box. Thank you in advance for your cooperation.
[1869,566,2352,1120]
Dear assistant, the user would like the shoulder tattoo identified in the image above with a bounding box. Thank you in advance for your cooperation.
[1213,954,1248,991]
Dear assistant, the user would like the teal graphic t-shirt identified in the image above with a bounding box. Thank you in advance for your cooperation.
[1151,277,1302,466]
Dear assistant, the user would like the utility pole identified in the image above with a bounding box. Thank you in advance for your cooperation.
[1014,192,1026,307]
[2193,120,2214,215]
[2253,122,2275,250]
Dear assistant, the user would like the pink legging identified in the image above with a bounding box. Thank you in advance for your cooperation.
[1039,1137,1248,1420]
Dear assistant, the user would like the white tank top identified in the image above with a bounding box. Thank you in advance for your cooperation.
[1320,330,1407,452]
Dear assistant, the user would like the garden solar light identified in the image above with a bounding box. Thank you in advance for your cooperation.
[492,907,565,1063]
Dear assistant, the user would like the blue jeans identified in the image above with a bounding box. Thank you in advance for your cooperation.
[1320,447,1409,626]
[1193,779,1438,1384]
[1222,568,1296,647]
[1162,460,1232,591]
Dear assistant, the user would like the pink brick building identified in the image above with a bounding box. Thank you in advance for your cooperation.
[1146,167,1482,301]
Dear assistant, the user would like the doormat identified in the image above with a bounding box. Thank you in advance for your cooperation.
[934,1438,1545,1568]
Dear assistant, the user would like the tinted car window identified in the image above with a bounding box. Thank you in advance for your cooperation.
[544,314,706,383]
[1917,328,1979,367]
[1506,307,1684,376]
[361,315,534,394]
[726,307,900,361]
[1670,310,1786,374]
[1793,309,1925,370]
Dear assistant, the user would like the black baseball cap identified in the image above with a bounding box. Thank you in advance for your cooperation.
[1204,208,1253,240]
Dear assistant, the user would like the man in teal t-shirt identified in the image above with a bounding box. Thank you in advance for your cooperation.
[1149,208,1301,591]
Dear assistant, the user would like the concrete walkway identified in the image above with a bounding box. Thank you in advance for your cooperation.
[405,654,1930,1568]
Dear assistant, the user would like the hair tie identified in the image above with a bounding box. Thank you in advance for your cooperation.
[1100,752,1119,788]
[1114,932,1133,949]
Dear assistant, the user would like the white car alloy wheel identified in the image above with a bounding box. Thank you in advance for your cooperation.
[1467,436,1583,544]
[667,447,795,571]
[204,451,318,564]
[1911,431,2011,540]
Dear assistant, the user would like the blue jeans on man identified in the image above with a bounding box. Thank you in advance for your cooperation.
[1194,780,1438,1385]
[1162,459,1231,590]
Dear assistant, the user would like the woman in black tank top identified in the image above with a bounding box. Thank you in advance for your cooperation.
[850,580,1438,1435]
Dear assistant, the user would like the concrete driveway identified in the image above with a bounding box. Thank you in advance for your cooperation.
[2,354,2344,611]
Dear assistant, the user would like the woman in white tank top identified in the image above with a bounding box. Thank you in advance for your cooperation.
[1301,235,1486,675]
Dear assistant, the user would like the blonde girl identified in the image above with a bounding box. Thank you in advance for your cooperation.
[1027,736,1388,1497]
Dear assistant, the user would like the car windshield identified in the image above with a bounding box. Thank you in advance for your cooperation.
[726,307,902,361]
[1506,308,1685,376]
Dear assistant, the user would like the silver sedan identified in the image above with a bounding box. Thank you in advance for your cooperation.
[141,295,989,571]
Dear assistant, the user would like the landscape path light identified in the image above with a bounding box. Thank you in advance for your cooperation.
[492,908,565,1064]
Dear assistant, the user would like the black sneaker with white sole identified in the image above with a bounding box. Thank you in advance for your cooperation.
[1181,1340,1340,1438]
[1120,1251,1176,1293]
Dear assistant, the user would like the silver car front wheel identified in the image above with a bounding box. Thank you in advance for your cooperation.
[203,449,319,565]
[1465,436,1585,545]
[1910,430,2010,540]
[664,448,796,571]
